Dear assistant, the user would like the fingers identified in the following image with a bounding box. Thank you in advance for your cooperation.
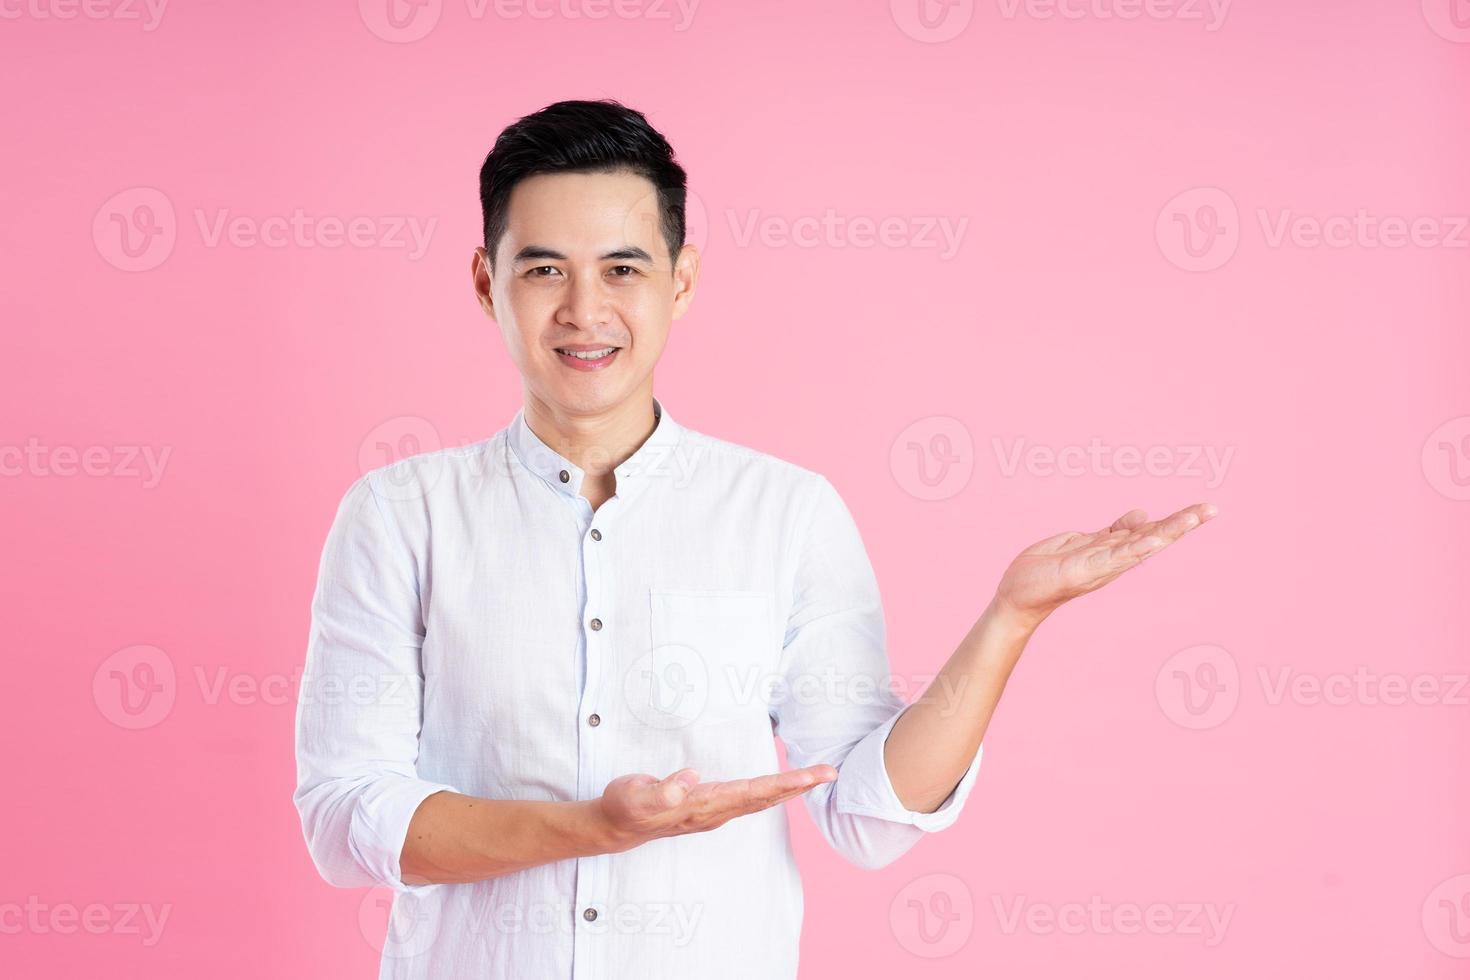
[1028,529,1089,555]
[1070,501,1217,573]
[750,765,836,801]
[1121,501,1219,559]
[1034,503,1218,564]
[654,768,700,808]
[1105,507,1149,533]
[1036,506,1158,556]
[1145,501,1218,543]
[697,765,836,819]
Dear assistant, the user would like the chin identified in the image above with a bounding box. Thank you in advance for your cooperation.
[545,381,625,416]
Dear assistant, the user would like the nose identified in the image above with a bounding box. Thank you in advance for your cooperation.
[556,271,614,332]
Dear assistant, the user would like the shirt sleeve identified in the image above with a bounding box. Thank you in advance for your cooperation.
[771,474,983,871]
[293,472,461,893]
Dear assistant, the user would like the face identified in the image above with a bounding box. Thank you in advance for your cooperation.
[472,170,699,419]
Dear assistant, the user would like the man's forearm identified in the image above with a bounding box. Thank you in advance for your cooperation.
[883,596,1038,813]
[400,791,620,886]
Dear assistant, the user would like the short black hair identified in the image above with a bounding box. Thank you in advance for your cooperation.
[478,99,688,272]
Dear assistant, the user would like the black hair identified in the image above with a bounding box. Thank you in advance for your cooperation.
[478,99,688,271]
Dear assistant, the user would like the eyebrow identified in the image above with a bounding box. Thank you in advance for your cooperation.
[512,245,655,264]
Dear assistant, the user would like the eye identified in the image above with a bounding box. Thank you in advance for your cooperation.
[527,266,561,278]
[609,265,639,278]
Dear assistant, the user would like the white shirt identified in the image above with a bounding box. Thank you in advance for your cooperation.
[293,396,983,979]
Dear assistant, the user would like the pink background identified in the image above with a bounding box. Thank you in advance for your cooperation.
[4,0,1469,975]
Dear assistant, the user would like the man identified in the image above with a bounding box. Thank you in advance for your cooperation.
[293,98,1216,979]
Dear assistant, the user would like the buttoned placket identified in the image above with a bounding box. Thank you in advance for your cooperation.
[505,402,671,978]
[569,478,614,976]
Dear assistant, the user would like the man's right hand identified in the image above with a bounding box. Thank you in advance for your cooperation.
[595,765,838,851]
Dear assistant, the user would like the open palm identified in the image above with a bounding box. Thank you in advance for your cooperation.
[995,502,1219,626]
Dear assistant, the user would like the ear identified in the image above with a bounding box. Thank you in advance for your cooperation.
[669,243,700,321]
[471,246,497,320]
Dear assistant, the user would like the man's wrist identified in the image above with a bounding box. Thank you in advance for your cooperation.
[984,592,1049,639]
[571,798,640,856]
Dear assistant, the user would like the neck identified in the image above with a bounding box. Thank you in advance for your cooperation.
[522,386,658,478]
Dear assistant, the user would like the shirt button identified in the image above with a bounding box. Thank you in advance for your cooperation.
[583,908,598,922]
[590,528,602,541]
[588,713,601,727]
[559,469,570,483]
[589,617,602,631]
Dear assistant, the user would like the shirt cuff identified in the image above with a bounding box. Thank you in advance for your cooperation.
[831,704,983,833]
[348,776,461,894]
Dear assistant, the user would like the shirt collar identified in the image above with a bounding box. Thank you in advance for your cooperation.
[507,396,683,499]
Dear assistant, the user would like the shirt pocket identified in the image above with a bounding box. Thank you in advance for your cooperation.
[635,589,775,729]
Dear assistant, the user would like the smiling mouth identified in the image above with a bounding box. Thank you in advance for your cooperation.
[553,345,622,370]
[555,346,621,360]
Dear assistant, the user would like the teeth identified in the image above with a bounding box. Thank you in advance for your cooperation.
[560,347,617,360]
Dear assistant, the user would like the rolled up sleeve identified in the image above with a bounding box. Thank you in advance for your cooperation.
[771,475,982,870]
[293,472,460,893]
